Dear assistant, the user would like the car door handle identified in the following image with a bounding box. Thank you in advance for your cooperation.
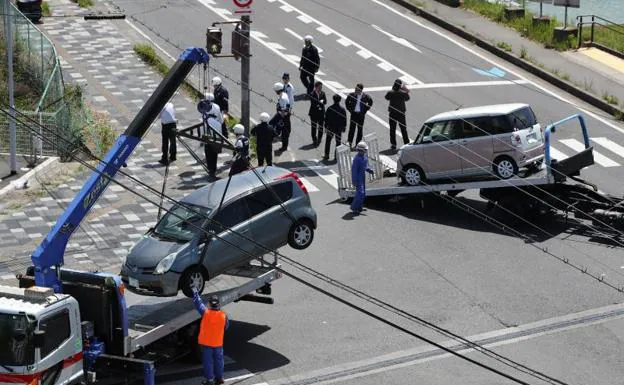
[460,140,468,144]
[241,229,250,234]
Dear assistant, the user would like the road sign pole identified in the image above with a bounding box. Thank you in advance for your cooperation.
[240,15,251,136]
[5,0,18,175]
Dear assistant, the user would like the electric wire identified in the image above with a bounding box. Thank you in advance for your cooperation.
[2,107,572,385]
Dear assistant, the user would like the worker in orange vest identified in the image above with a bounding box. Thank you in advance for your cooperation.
[193,290,230,385]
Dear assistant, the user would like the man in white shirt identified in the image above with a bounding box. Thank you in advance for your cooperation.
[198,94,224,177]
[345,84,373,149]
[159,102,177,165]
[282,73,295,107]
[271,82,292,152]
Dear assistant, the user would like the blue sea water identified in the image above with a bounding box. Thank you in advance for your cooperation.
[525,0,624,24]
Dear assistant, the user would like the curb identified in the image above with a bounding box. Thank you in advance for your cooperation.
[0,156,60,198]
[389,0,624,119]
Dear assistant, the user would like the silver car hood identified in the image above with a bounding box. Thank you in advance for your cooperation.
[126,234,187,268]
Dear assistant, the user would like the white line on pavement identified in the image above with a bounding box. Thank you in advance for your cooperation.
[592,137,624,159]
[371,0,624,136]
[284,27,324,53]
[126,19,175,61]
[304,160,340,190]
[337,79,531,93]
[560,138,620,167]
[298,177,320,192]
[372,24,422,53]
[275,0,424,85]
[548,146,569,161]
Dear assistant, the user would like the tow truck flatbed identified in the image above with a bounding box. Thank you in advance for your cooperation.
[126,263,280,352]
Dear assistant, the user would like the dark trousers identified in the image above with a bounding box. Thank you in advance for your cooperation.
[204,144,218,174]
[300,70,315,94]
[324,131,342,158]
[311,116,324,144]
[161,122,177,161]
[257,147,273,166]
[389,113,409,147]
[347,113,365,146]
[281,116,292,150]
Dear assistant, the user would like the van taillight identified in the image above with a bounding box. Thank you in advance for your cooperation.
[511,134,522,146]
[278,172,308,194]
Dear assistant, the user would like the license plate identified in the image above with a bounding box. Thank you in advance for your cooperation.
[129,277,139,288]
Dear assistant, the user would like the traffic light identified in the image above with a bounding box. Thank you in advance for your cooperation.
[206,28,223,55]
[231,23,250,60]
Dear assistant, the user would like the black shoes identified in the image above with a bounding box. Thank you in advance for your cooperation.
[158,159,169,165]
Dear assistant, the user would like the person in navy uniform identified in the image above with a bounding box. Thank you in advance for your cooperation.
[308,81,327,146]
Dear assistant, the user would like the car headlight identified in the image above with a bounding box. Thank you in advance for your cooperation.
[154,252,177,275]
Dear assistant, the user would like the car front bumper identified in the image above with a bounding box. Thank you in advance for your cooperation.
[120,265,180,296]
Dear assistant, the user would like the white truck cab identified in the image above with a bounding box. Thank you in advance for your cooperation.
[0,285,83,385]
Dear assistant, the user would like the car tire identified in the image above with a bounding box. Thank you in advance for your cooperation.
[180,266,206,298]
[493,157,518,180]
[401,164,426,186]
[288,219,315,250]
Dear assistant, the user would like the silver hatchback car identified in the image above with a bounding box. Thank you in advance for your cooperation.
[397,103,544,185]
[121,166,317,297]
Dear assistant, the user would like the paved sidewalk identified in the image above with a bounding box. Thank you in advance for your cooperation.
[0,0,233,282]
[412,0,624,112]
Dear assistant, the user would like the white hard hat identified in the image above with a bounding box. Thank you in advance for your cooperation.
[356,141,368,151]
[205,93,214,102]
[304,35,313,42]
[233,123,245,135]
[259,112,270,123]
[273,82,284,92]
[212,76,222,86]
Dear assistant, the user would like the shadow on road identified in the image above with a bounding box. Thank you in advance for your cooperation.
[223,320,290,373]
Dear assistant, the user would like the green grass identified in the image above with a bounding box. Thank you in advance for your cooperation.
[76,0,94,7]
[602,91,620,106]
[41,2,51,16]
[496,41,513,52]
[581,24,624,53]
[134,43,203,100]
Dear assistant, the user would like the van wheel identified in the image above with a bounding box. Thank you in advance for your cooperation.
[493,157,518,180]
[401,165,425,186]
[180,266,206,298]
[288,219,315,250]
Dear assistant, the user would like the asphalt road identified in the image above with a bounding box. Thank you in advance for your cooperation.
[97,0,624,383]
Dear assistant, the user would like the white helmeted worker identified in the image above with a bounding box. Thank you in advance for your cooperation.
[229,124,250,176]
[299,35,320,94]
[273,82,291,152]
[197,93,224,178]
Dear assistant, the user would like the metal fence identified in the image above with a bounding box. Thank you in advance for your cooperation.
[0,1,87,163]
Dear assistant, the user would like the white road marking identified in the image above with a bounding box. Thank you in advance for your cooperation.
[279,4,293,13]
[298,177,320,192]
[337,38,351,47]
[284,27,302,40]
[337,79,531,93]
[357,49,372,59]
[317,26,333,35]
[266,42,286,51]
[377,62,394,72]
[371,0,624,136]
[323,80,346,90]
[305,160,339,190]
[548,147,569,161]
[372,24,422,53]
[249,30,268,39]
[275,0,424,84]
[297,14,312,24]
[591,137,624,159]
[560,138,620,167]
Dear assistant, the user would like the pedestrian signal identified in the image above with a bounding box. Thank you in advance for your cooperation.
[206,28,223,55]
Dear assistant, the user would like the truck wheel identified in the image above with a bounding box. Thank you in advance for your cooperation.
[493,157,518,180]
[288,219,314,250]
[180,266,206,298]
[401,164,425,186]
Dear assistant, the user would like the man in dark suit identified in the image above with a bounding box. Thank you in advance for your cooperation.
[299,35,320,95]
[308,81,327,146]
[345,84,373,149]
[323,94,347,160]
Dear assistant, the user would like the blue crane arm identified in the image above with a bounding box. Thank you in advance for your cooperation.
[31,48,209,292]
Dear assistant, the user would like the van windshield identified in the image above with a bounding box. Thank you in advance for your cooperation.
[0,313,35,367]
[153,204,211,243]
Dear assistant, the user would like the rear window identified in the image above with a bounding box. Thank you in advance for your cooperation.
[245,181,293,217]
[507,107,537,130]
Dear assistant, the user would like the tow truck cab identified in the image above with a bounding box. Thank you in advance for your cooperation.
[0,285,83,385]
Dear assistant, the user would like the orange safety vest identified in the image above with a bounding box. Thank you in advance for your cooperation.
[198,309,227,347]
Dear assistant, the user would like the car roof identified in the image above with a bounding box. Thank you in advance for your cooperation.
[181,166,293,209]
[425,103,530,123]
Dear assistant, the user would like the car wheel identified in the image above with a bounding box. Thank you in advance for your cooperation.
[493,157,518,180]
[401,165,425,186]
[180,266,206,298]
[288,219,315,250]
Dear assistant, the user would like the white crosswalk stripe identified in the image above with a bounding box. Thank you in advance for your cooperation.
[591,137,624,159]
[298,177,320,192]
[548,147,569,161]
[559,138,620,167]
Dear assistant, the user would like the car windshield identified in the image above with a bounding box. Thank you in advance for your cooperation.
[0,313,35,367]
[153,204,212,243]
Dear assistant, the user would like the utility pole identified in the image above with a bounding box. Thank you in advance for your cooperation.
[240,15,251,136]
[5,0,18,175]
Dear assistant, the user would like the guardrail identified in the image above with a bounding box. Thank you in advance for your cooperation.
[576,14,624,57]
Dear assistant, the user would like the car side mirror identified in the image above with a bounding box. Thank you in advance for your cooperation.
[33,330,46,348]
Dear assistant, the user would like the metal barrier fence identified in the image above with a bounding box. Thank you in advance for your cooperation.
[0,1,87,162]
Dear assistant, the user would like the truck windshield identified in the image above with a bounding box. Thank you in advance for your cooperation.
[153,204,211,242]
[0,313,35,367]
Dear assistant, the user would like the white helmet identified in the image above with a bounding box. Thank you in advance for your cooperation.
[273,82,284,92]
[212,76,222,86]
[304,35,313,42]
[356,141,368,151]
[259,112,270,123]
[205,93,215,102]
[233,123,245,135]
